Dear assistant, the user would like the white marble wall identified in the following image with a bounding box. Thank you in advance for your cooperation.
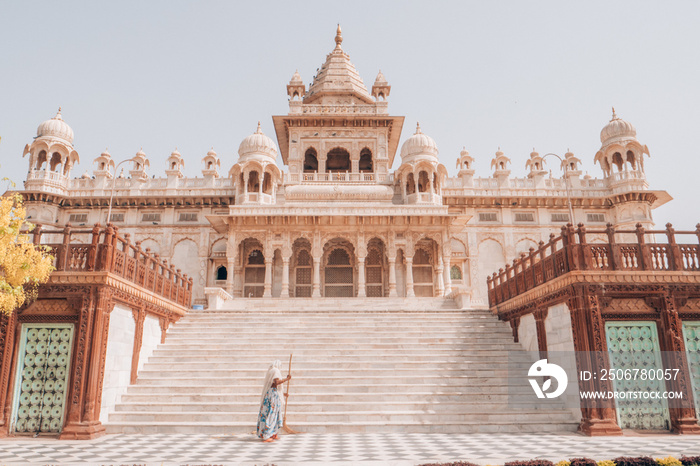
[138,315,162,373]
[100,305,135,424]
[518,313,538,352]
[546,303,575,352]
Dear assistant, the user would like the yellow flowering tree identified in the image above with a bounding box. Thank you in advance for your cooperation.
[0,191,54,315]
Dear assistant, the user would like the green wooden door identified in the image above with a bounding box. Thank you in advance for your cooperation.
[11,324,74,434]
[682,321,700,418]
[605,321,670,430]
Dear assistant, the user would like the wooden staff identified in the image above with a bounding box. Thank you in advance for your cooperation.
[282,353,301,434]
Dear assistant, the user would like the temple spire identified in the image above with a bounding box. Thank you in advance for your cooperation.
[335,24,343,50]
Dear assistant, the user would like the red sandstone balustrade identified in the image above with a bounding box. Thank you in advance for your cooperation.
[487,222,700,307]
[29,223,193,307]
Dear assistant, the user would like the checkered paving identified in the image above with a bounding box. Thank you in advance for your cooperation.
[0,432,699,465]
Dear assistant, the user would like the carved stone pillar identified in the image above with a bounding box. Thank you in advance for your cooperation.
[61,286,113,440]
[568,286,622,436]
[405,257,415,298]
[436,256,445,297]
[443,258,452,297]
[312,258,321,298]
[281,257,290,298]
[656,293,700,433]
[226,257,235,295]
[357,256,366,297]
[130,307,146,384]
[263,257,273,298]
[534,308,548,360]
[0,311,17,436]
[388,257,398,297]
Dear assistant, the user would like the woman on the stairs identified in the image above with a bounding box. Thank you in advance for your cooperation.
[256,360,291,442]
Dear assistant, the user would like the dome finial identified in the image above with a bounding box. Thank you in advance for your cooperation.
[55,107,63,120]
[611,106,618,121]
[415,122,421,134]
[335,24,343,49]
[256,121,262,133]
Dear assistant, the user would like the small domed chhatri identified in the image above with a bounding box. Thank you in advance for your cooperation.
[36,107,75,144]
[600,107,637,144]
[400,123,439,161]
[238,122,278,160]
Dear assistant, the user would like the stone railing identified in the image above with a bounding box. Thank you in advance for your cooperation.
[286,172,392,184]
[487,223,700,307]
[31,223,193,307]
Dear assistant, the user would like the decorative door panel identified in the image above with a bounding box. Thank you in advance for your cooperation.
[682,321,700,417]
[605,321,670,430]
[12,324,74,434]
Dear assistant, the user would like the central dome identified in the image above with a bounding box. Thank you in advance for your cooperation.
[238,122,278,160]
[400,123,438,161]
[36,108,74,144]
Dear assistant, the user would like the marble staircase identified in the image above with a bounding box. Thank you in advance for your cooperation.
[105,298,579,434]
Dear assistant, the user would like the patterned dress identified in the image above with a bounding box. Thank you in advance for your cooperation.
[257,385,283,439]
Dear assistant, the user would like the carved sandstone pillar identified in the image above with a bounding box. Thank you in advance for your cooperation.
[312,258,321,298]
[436,256,445,297]
[534,308,548,360]
[568,286,622,436]
[443,259,452,297]
[656,293,700,433]
[405,257,415,298]
[357,256,366,297]
[281,257,291,298]
[388,257,398,297]
[226,257,235,295]
[263,257,273,298]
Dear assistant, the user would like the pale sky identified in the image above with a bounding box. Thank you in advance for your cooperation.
[1,1,699,230]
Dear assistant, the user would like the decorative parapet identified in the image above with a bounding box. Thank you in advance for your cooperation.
[204,287,232,310]
[31,223,193,309]
[487,222,700,309]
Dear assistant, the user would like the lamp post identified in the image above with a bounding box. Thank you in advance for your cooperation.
[542,153,575,225]
[106,158,137,224]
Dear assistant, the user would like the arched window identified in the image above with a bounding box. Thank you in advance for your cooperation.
[207,161,213,169]
[36,150,47,170]
[612,152,623,172]
[450,265,462,280]
[263,172,272,194]
[247,171,260,192]
[626,150,636,170]
[418,171,430,193]
[303,148,318,173]
[433,173,439,193]
[406,173,416,194]
[171,162,177,169]
[248,249,265,265]
[49,152,62,172]
[359,148,373,172]
[216,266,228,280]
[326,147,350,172]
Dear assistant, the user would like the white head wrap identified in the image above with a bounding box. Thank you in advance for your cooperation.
[260,360,284,407]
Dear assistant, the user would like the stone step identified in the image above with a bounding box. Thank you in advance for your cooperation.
[135,368,512,378]
[114,401,556,413]
[140,361,515,371]
[144,355,515,364]
[153,343,520,351]
[149,349,518,358]
[119,392,517,404]
[123,383,534,395]
[108,410,575,424]
[105,420,579,435]
[133,375,520,386]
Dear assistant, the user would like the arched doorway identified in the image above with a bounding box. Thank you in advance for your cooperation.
[293,238,313,297]
[326,147,350,172]
[242,239,265,297]
[323,239,354,297]
[365,238,386,297]
[413,238,436,297]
